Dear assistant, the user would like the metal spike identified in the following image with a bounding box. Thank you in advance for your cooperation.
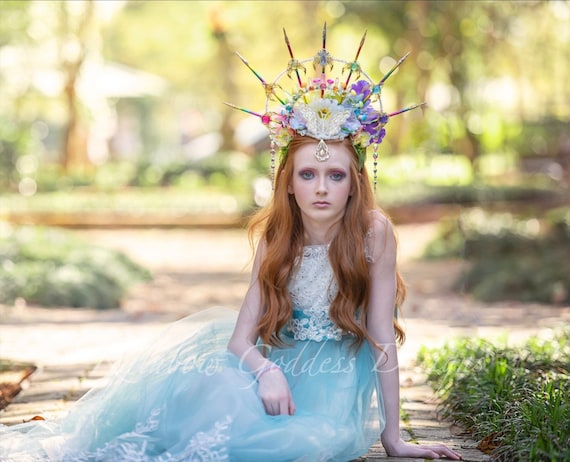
[388,102,427,118]
[345,30,367,86]
[283,28,303,87]
[235,52,266,84]
[379,51,411,84]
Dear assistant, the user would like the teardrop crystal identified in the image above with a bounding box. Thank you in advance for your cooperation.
[315,139,330,162]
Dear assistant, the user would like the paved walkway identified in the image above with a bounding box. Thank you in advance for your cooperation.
[1,226,568,460]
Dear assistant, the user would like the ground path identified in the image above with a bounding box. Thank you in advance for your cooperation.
[1,224,568,461]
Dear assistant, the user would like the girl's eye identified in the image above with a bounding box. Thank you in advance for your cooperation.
[330,171,346,181]
[300,170,314,180]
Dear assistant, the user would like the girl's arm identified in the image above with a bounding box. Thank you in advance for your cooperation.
[227,241,296,416]
[366,212,461,460]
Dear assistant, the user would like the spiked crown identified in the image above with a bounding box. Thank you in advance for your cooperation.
[227,23,425,187]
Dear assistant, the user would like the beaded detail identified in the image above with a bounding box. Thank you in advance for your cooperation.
[286,245,344,342]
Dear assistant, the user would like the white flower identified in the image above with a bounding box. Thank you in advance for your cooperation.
[292,98,352,140]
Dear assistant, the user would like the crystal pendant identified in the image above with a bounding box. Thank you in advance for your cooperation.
[315,139,330,162]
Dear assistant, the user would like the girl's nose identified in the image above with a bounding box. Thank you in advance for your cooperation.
[316,177,328,195]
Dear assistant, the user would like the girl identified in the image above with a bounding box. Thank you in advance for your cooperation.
[228,135,462,460]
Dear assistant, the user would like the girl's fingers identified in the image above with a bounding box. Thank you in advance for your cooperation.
[429,445,462,460]
[279,399,288,415]
[289,399,296,415]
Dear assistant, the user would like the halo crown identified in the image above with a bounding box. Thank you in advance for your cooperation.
[226,23,425,186]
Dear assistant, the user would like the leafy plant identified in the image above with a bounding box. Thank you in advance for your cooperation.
[0,224,151,309]
[417,329,570,461]
[423,207,570,304]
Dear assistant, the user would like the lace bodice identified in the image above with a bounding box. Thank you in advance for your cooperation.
[285,245,344,341]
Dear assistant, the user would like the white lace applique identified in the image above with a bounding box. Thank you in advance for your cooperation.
[180,415,232,461]
[61,409,232,462]
[286,245,344,341]
[288,309,343,342]
[133,407,161,435]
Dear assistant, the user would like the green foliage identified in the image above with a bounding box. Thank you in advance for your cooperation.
[0,187,253,218]
[0,119,42,191]
[423,207,570,304]
[508,118,570,160]
[127,150,260,191]
[0,224,151,309]
[417,329,570,461]
[29,148,263,199]
[377,181,559,207]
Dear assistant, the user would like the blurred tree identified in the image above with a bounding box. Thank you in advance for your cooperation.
[58,0,95,172]
[209,6,236,152]
[342,0,568,179]
[0,0,104,185]
[0,1,35,191]
[341,1,495,164]
[100,1,324,155]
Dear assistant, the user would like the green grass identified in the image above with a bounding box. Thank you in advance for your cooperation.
[417,329,570,461]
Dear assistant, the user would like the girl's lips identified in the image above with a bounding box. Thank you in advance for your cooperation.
[313,201,330,208]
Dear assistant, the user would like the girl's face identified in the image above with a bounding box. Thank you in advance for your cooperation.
[287,141,354,227]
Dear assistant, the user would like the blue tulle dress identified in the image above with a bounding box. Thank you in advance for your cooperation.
[0,245,385,461]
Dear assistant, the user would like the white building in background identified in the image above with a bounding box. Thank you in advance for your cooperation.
[78,60,168,165]
[0,36,168,165]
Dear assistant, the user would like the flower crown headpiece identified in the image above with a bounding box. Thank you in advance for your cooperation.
[226,23,425,188]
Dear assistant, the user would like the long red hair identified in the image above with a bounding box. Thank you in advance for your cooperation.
[248,136,406,348]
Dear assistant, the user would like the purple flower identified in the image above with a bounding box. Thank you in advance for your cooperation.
[360,106,379,124]
[350,80,371,101]
[375,128,387,144]
[343,113,361,133]
[362,123,377,136]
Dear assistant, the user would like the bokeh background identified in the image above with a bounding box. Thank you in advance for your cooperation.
[0,0,569,307]
[1,5,569,457]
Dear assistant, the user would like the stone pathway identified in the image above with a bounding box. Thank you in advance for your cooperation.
[1,225,568,460]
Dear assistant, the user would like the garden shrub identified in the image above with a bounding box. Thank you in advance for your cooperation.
[423,207,570,304]
[417,328,570,461]
[0,224,151,309]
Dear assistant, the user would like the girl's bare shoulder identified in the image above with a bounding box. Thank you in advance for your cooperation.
[366,210,397,263]
[367,209,396,242]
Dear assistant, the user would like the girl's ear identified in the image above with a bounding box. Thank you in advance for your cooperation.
[287,183,294,194]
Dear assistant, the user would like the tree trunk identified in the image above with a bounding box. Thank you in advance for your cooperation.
[60,0,94,173]
[210,8,236,153]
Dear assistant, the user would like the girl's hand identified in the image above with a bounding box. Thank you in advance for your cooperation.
[256,366,296,416]
[383,438,462,460]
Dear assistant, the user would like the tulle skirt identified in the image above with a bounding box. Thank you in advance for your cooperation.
[0,308,385,462]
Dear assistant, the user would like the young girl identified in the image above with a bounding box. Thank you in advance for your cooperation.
[0,25,462,461]
[228,135,462,460]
